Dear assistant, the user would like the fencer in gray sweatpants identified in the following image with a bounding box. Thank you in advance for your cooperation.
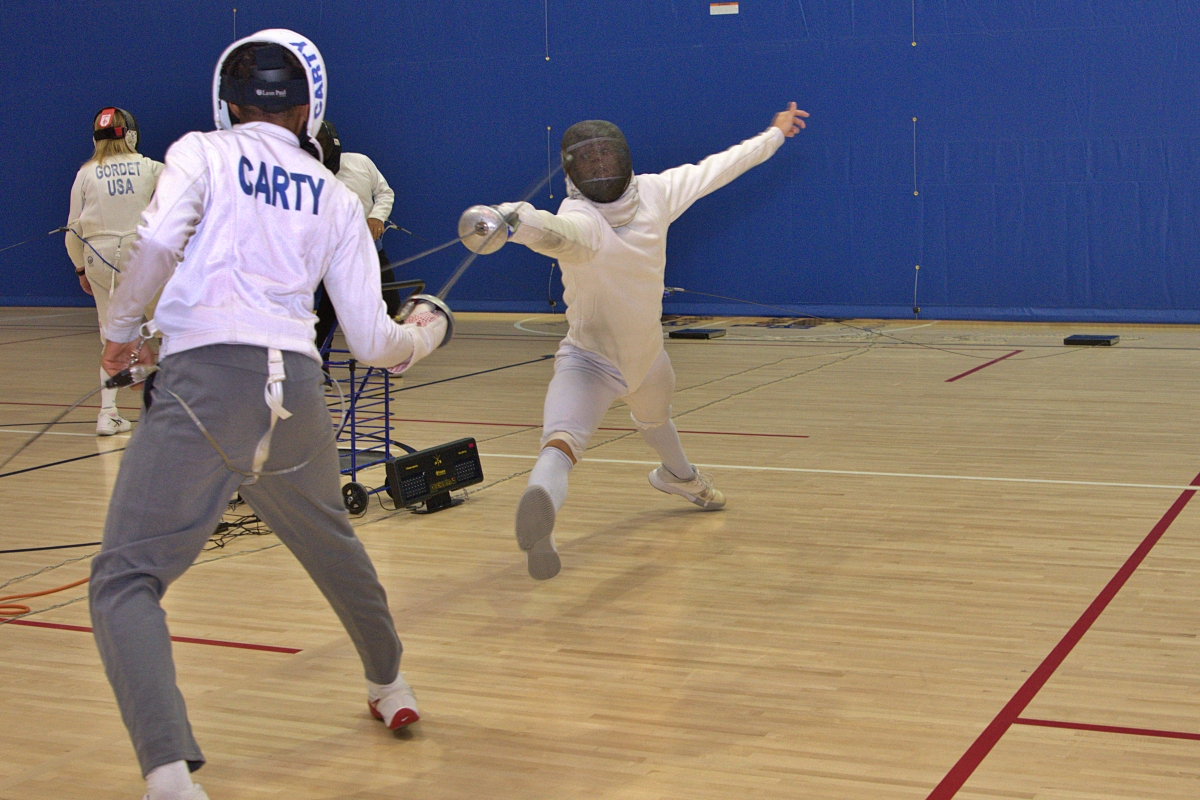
[89,344,402,776]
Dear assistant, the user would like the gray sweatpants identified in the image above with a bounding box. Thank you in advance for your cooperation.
[89,344,402,777]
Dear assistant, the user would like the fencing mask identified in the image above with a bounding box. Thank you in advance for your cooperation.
[316,119,342,174]
[561,120,632,204]
[93,108,139,151]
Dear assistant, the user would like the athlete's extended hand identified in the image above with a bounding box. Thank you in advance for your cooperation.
[102,338,157,387]
[771,102,809,137]
[368,218,385,240]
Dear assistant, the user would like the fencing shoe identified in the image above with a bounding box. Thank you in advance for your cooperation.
[648,465,726,510]
[141,786,210,800]
[368,673,420,730]
[96,409,131,436]
[515,485,561,580]
[142,760,209,800]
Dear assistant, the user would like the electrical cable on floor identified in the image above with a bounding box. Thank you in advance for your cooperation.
[0,577,90,617]
[0,551,99,592]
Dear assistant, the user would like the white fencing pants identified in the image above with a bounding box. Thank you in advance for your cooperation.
[539,343,691,477]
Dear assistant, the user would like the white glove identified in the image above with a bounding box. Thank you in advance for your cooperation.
[494,202,544,245]
[494,202,524,228]
[387,302,448,374]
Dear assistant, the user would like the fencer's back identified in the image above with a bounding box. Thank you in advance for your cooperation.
[69,154,162,238]
[146,121,370,360]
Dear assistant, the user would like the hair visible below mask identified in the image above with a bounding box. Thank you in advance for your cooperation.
[561,120,632,204]
[219,42,308,116]
[87,108,138,165]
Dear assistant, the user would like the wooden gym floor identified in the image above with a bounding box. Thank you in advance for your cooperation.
[1,307,1199,799]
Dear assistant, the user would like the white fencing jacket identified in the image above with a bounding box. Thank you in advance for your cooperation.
[337,152,394,222]
[336,152,394,252]
[65,154,163,271]
[504,126,785,392]
[107,122,419,366]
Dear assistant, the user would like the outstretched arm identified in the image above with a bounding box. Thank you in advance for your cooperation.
[495,201,603,264]
[657,102,809,223]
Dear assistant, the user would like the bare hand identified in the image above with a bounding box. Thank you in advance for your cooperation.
[102,338,157,388]
[367,218,385,240]
[78,274,93,296]
[771,102,809,137]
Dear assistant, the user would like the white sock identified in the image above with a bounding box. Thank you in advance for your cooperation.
[639,420,695,480]
[99,366,118,411]
[528,446,573,511]
[145,760,192,799]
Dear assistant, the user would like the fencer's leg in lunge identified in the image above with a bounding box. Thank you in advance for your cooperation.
[236,352,417,730]
[626,350,725,510]
[90,349,262,791]
[516,344,625,580]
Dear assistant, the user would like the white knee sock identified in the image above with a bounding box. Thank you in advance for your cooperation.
[528,446,573,511]
[99,366,118,411]
[639,420,695,480]
[146,760,192,798]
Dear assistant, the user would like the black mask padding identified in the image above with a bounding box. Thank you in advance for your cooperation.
[300,136,323,163]
[219,43,309,112]
[561,120,633,204]
[317,119,342,173]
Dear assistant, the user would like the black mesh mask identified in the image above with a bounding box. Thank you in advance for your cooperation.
[561,120,632,204]
[316,119,342,173]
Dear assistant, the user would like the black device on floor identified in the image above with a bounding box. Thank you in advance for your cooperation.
[385,438,484,512]
[668,328,727,340]
[1063,334,1119,346]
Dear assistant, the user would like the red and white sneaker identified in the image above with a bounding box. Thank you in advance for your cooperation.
[368,673,420,730]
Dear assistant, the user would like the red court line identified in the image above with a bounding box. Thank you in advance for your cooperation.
[944,350,1023,383]
[390,417,808,439]
[1014,717,1200,742]
[5,619,301,654]
[925,469,1200,800]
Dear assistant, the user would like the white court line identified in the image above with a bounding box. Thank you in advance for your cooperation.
[514,316,563,336]
[478,452,1199,492]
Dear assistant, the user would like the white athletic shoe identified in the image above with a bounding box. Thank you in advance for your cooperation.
[648,466,726,510]
[368,673,420,730]
[96,409,131,436]
[515,485,561,580]
[141,784,210,800]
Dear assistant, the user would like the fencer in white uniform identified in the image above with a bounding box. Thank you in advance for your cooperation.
[312,120,402,345]
[495,104,809,580]
[65,107,163,434]
[90,32,449,800]
[337,153,394,235]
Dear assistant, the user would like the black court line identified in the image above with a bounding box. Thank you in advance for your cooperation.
[0,541,101,554]
[0,448,125,479]
[0,420,105,427]
[397,354,554,392]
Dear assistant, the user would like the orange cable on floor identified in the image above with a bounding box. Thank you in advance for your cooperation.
[0,577,89,618]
